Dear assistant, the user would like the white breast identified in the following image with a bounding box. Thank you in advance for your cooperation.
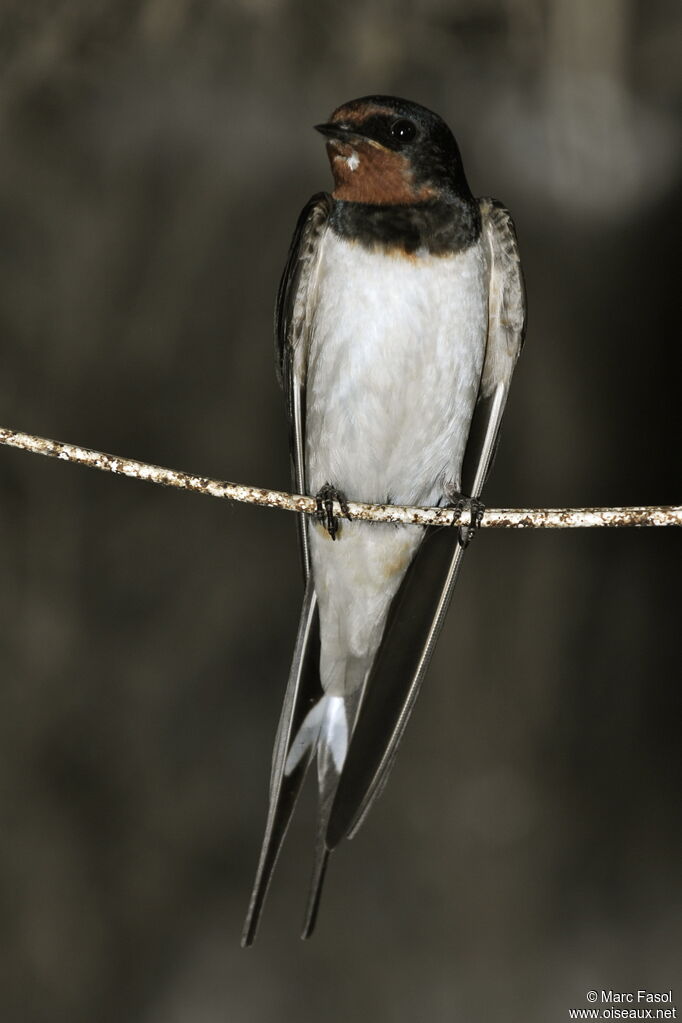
[304,231,489,506]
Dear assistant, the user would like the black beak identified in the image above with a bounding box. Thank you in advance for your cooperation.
[314,122,363,144]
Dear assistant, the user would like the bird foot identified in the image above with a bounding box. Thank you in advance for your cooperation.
[315,483,350,540]
[444,489,485,548]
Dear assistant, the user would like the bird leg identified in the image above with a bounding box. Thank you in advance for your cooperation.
[315,483,351,540]
[443,487,485,548]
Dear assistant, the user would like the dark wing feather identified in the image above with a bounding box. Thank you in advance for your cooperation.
[327,198,526,847]
[242,582,320,946]
[241,194,331,946]
[276,192,332,579]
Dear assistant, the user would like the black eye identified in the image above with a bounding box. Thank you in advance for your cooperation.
[390,118,416,143]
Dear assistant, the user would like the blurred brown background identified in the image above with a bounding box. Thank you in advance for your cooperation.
[0,2,680,1021]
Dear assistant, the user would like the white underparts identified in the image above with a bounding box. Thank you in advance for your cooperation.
[302,231,490,698]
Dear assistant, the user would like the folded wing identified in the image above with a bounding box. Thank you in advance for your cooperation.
[326,197,526,848]
[241,194,331,947]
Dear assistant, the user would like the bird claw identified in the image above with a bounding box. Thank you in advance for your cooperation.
[444,490,485,547]
[315,483,350,540]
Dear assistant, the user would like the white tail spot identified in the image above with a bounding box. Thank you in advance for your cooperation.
[284,695,349,776]
[323,696,348,772]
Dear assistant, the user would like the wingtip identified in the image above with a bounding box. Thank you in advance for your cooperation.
[300,846,330,940]
[240,583,322,947]
[240,755,311,950]
[240,872,267,948]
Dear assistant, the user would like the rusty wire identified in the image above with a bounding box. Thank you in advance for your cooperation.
[0,426,679,529]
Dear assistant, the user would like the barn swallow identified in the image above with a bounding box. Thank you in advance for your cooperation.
[242,95,525,945]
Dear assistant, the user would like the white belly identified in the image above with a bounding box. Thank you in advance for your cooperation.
[302,230,489,695]
[305,231,489,506]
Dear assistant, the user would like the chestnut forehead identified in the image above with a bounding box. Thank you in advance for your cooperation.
[330,102,394,125]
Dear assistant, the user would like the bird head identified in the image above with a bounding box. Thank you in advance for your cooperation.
[315,95,472,206]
